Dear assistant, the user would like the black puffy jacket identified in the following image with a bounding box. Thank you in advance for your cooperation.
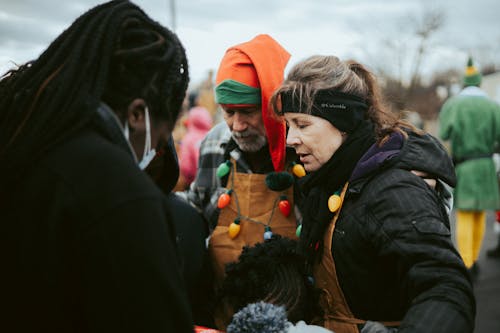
[333,131,475,333]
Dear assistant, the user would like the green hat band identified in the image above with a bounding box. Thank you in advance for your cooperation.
[463,73,482,87]
[463,57,482,87]
[215,79,261,104]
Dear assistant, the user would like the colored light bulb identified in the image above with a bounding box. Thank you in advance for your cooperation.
[216,160,231,178]
[328,194,342,213]
[228,219,241,239]
[292,163,306,178]
[264,226,273,240]
[217,192,231,209]
[295,224,302,237]
[278,196,291,217]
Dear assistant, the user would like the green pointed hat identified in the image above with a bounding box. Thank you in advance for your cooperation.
[463,57,482,87]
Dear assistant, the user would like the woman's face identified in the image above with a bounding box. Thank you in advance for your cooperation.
[285,113,345,172]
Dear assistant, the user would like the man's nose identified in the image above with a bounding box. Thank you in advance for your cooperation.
[232,113,247,132]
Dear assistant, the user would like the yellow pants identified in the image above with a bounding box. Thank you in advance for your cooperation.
[456,210,486,268]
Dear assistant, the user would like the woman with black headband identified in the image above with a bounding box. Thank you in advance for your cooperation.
[270,55,474,333]
[0,1,193,332]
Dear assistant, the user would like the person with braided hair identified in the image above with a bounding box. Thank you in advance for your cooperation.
[270,55,475,333]
[0,1,193,332]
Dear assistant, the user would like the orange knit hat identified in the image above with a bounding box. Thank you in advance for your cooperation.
[215,34,291,171]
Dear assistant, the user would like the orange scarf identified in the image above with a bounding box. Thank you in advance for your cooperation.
[215,34,290,171]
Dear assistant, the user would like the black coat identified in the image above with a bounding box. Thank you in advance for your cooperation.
[333,132,475,332]
[2,107,194,332]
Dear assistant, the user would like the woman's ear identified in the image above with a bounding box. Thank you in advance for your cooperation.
[127,98,147,132]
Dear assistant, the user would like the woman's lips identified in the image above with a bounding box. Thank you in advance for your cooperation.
[299,154,309,163]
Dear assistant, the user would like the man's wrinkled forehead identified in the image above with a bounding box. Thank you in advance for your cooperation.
[221,104,261,113]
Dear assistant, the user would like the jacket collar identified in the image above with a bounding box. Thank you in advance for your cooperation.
[348,130,456,194]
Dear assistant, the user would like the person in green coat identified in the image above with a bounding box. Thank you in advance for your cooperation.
[439,57,500,277]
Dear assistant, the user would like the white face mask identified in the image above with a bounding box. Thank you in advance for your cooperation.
[124,107,156,170]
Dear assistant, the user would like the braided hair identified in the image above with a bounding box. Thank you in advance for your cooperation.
[0,0,189,189]
[218,235,321,324]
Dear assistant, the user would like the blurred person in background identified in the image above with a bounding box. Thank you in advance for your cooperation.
[179,92,213,188]
[439,57,500,277]
[0,1,194,332]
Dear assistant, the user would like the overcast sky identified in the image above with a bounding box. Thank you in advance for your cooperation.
[1,0,499,87]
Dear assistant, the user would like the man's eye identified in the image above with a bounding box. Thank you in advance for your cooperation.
[225,110,235,116]
[298,123,308,129]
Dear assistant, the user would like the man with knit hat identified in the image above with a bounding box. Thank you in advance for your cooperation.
[180,35,298,324]
[439,56,500,279]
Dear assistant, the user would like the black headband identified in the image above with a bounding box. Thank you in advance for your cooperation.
[281,90,368,133]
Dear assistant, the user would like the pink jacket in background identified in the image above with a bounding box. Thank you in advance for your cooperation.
[179,106,213,185]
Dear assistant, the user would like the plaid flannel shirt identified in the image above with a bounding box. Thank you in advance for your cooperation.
[180,123,259,230]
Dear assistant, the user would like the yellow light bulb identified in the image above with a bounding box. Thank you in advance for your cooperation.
[328,194,342,213]
[228,222,241,239]
[292,163,306,178]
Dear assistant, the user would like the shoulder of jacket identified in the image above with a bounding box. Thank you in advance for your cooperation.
[199,122,231,155]
[203,122,231,141]
[356,167,422,199]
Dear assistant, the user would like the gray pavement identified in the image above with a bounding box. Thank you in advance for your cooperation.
[450,211,500,333]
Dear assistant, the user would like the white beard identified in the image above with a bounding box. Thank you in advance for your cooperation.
[232,129,267,152]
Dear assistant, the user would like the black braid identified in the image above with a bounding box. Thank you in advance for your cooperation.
[0,0,189,189]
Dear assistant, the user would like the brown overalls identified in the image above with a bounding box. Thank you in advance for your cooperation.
[208,161,298,328]
[314,183,400,332]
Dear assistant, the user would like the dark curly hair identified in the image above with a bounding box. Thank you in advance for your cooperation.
[217,235,321,324]
[0,0,189,190]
